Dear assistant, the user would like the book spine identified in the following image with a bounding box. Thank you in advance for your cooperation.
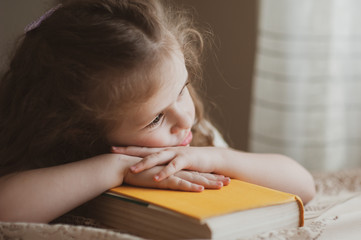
[294,195,304,226]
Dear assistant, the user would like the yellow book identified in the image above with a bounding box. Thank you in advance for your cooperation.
[81,179,304,239]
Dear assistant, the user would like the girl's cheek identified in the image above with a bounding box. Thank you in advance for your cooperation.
[138,135,169,147]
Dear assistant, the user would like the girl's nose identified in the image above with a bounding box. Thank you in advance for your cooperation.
[170,108,192,134]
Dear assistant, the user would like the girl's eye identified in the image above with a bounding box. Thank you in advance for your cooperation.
[147,113,164,128]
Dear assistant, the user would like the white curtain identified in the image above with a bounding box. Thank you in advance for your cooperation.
[250,0,361,171]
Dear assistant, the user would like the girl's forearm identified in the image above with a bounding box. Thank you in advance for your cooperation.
[0,154,139,223]
[214,148,315,203]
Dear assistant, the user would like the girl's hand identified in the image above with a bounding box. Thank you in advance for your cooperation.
[124,166,230,192]
[112,146,222,182]
[113,146,316,204]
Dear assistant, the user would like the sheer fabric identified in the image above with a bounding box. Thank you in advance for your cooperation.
[251,0,361,171]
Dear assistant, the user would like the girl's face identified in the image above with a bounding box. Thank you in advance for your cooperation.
[107,49,195,147]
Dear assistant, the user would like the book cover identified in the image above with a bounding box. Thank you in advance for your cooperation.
[108,179,304,225]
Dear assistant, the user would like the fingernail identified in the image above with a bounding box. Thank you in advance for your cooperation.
[154,175,160,181]
[111,146,122,152]
[224,178,231,185]
[197,186,204,191]
[130,166,137,172]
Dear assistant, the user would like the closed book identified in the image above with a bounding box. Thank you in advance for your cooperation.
[81,179,304,239]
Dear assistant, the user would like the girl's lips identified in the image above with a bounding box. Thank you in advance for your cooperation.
[180,131,193,146]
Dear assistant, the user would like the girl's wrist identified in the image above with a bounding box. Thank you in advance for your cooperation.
[211,147,230,173]
[103,154,141,188]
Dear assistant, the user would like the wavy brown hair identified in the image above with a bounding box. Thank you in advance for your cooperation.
[0,0,215,176]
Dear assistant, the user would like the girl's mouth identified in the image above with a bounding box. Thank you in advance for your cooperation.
[179,131,193,146]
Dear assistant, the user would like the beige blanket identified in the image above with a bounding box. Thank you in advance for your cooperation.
[1,168,361,240]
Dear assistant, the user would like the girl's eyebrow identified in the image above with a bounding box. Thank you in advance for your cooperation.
[179,79,189,95]
[179,71,189,94]
[156,73,189,114]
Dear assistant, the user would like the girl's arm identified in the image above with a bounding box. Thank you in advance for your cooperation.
[0,153,229,223]
[0,154,134,223]
[112,146,316,204]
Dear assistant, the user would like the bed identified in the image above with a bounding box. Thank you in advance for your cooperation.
[1,168,361,240]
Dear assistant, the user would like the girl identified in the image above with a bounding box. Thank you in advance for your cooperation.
[0,0,315,223]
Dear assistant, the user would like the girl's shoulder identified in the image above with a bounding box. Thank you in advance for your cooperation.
[203,120,229,148]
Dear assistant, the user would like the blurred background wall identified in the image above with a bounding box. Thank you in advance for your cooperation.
[0,0,258,151]
[176,1,258,150]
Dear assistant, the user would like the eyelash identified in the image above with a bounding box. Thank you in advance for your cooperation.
[147,113,164,128]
